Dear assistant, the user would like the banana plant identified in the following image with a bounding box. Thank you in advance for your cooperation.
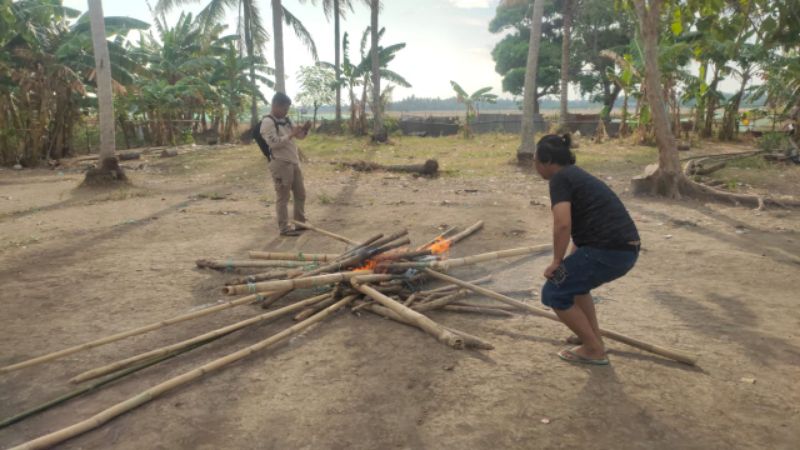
[450,81,497,139]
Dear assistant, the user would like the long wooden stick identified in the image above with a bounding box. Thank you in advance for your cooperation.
[223,272,394,296]
[69,293,332,384]
[439,305,516,317]
[9,296,356,450]
[413,290,470,312]
[351,277,490,350]
[424,269,697,365]
[363,304,493,350]
[0,337,216,430]
[383,245,551,271]
[0,293,262,375]
[196,259,323,270]
[247,252,338,261]
[446,220,484,245]
[291,220,359,245]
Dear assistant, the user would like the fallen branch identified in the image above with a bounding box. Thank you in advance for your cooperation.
[382,245,550,271]
[290,220,360,245]
[439,305,516,317]
[196,259,320,270]
[337,159,439,176]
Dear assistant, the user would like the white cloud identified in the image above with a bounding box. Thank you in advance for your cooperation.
[448,0,494,9]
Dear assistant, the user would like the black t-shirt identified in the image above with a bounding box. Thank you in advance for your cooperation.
[548,165,640,248]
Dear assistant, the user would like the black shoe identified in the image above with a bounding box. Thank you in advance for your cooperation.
[280,229,302,237]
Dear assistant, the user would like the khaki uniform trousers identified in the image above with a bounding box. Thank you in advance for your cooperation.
[269,160,306,232]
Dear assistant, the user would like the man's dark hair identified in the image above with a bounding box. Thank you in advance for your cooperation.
[272,92,292,107]
[536,134,576,165]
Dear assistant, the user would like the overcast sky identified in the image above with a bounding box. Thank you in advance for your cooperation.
[64,0,509,100]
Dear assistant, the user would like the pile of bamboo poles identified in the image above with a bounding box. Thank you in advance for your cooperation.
[1,220,697,449]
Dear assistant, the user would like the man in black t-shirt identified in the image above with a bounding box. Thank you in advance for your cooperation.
[534,134,640,366]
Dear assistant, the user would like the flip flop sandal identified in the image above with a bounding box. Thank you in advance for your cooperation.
[558,348,609,366]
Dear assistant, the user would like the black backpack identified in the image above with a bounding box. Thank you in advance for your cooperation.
[253,115,292,161]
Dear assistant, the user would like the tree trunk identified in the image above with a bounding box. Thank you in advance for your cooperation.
[620,89,630,136]
[718,71,750,141]
[702,67,720,138]
[518,0,545,162]
[694,60,708,133]
[334,0,342,126]
[370,0,384,141]
[559,0,572,126]
[244,6,258,127]
[272,0,286,93]
[313,102,318,128]
[630,0,681,197]
[84,0,125,185]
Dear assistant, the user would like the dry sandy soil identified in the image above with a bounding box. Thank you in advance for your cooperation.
[1,134,799,449]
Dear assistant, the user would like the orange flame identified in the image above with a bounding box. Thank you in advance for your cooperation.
[429,237,452,255]
[355,259,378,272]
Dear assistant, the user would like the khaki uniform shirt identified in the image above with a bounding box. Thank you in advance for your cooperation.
[260,116,300,165]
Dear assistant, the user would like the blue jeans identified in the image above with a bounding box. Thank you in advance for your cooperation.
[541,246,638,310]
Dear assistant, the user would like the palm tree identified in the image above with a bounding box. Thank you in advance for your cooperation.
[271,0,319,93]
[450,82,498,138]
[559,0,574,127]
[515,0,545,162]
[85,0,125,183]
[317,0,354,126]
[369,0,383,140]
[156,0,269,128]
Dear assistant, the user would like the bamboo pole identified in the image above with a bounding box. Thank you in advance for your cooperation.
[413,290,470,312]
[247,252,338,261]
[291,220,359,245]
[382,245,551,271]
[352,279,474,350]
[445,220,484,245]
[417,275,493,297]
[417,226,458,250]
[363,304,493,350]
[439,305,516,317]
[223,272,395,296]
[196,259,323,270]
[0,337,217,430]
[293,296,338,321]
[0,293,262,375]
[8,296,356,450]
[423,269,697,366]
[69,293,332,384]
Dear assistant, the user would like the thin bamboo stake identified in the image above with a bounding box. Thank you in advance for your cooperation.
[423,269,697,366]
[363,304,493,350]
[417,275,493,296]
[352,279,472,350]
[291,220,359,245]
[413,290,470,312]
[445,220,484,245]
[383,245,551,271]
[417,226,458,250]
[196,259,323,270]
[439,305,516,317]
[9,296,356,450]
[223,272,395,296]
[293,296,338,321]
[70,293,332,384]
[247,252,338,261]
[0,293,262,375]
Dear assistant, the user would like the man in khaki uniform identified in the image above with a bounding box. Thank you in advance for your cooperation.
[261,93,308,236]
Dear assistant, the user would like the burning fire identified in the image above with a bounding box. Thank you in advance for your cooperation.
[429,237,452,255]
[354,259,378,272]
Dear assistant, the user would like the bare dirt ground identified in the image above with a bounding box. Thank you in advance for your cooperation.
[1,134,799,449]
